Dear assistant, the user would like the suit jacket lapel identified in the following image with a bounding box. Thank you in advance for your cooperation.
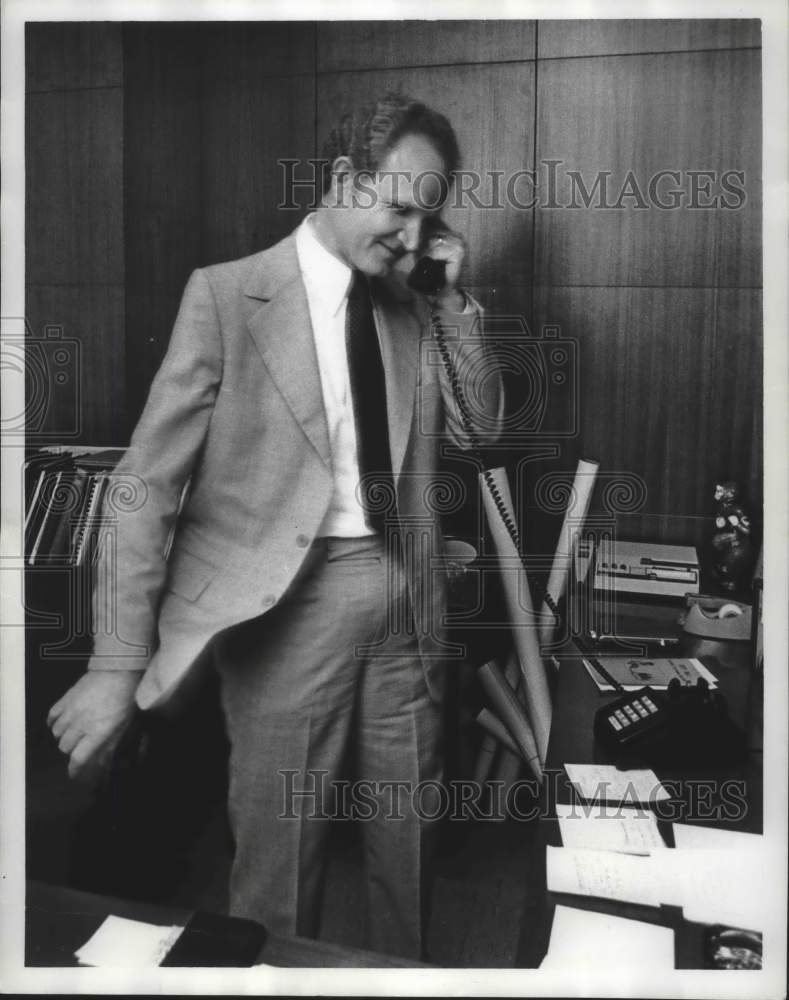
[243,236,332,469]
[371,277,420,480]
[243,232,421,482]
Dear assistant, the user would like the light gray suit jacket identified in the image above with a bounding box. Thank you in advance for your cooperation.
[89,232,503,710]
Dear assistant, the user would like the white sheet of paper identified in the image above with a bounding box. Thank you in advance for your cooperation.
[75,915,184,968]
[565,763,670,803]
[660,849,767,930]
[672,823,763,852]
[546,845,662,907]
[556,802,666,855]
[540,904,675,970]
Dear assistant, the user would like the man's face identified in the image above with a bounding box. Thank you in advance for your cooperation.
[327,133,449,277]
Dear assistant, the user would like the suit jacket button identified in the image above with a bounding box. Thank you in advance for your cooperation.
[296,534,309,548]
[262,595,275,608]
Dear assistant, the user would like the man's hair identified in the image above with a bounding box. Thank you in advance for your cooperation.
[320,92,460,195]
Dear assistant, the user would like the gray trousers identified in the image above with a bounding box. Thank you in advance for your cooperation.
[214,534,443,960]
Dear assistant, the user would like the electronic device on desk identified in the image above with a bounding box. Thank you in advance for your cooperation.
[587,651,747,769]
[593,539,700,600]
[578,539,701,649]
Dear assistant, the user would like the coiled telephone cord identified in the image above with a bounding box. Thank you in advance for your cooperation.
[432,314,561,628]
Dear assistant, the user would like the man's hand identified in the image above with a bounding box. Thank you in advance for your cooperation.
[47,670,142,782]
[426,231,466,312]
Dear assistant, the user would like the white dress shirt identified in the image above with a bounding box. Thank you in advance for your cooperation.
[295,214,374,537]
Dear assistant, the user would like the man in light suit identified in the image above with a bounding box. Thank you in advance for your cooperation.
[48,94,503,959]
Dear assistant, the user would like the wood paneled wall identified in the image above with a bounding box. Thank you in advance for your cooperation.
[122,25,204,417]
[26,23,126,445]
[122,23,317,429]
[26,20,762,545]
[530,20,761,550]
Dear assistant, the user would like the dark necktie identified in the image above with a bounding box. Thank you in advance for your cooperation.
[345,271,394,532]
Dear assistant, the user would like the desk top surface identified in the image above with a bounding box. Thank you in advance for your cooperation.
[25,880,424,969]
[514,625,762,968]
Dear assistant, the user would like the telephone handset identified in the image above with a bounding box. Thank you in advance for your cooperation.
[406,217,450,297]
[407,255,447,296]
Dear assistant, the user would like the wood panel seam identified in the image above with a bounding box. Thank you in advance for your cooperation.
[26,84,124,96]
[534,45,761,63]
[532,284,763,290]
[316,57,537,76]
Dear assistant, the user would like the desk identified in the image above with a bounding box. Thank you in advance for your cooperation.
[26,881,425,968]
[514,626,762,968]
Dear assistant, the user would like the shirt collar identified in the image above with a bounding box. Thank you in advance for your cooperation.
[296,214,353,318]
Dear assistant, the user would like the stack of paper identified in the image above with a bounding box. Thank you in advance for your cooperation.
[551,765,670,907]
[541,905,674,970]
[672,823,761,851]
[548,813,767,933]
[547,846,664,907]
[666,825,766,930]
[565,763,670,804]
[660,848,766,930]
[555,802,666,855]
[75,916,184,967]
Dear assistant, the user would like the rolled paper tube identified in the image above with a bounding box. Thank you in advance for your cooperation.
[539,458,599,647]
[474,649,526,785]
[478,659,543,781]
[476,708,520,757]
[501,651,543,773]
[478,649,539,778]
[501,644,528,709]
[473,732,499,785]
[501,645,536,757]
[480,468,552,765]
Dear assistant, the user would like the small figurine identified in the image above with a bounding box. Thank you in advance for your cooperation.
[709,481,755,592]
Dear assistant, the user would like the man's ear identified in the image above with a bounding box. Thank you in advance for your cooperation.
[332,155,354,177]
[331,155,355,189]
[324,155,357,208]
